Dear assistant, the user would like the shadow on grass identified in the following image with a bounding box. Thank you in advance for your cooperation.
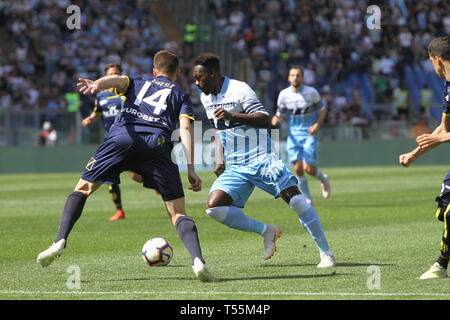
[211,272,344,282]
[262,262,395,268]
[80,271,347,283]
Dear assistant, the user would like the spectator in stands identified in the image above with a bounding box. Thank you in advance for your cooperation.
[35,121,57,147]
[2,0,450,141]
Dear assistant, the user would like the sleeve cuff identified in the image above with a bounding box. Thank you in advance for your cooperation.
[114,75,130,96]
[179,114,195,121]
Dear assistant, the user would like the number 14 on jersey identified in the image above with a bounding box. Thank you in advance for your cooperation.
[134,81,171,115]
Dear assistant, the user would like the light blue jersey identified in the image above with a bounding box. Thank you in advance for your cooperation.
[199,76,297,207]
[201,76,272,166]
[276,85,325,164]
[276,85,325,133]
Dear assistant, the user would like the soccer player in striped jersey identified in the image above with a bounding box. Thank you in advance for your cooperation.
[193,53,336,268]
[37,50,214,282]
[271,66,330,206]
[81,62,144,221]
[400,36,450,279]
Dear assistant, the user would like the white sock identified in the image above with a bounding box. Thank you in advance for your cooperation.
[206,206,266,234]
[289,194,330,253]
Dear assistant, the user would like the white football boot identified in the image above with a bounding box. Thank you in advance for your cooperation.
[36,239,66,267]
[317,252,336,268]
[192,257,215,282]
[262,225,282,260]
[419,262,448,279]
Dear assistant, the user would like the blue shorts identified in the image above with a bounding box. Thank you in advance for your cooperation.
[210,154,298,208]
[287,132,318,165]
[81,132,184,201]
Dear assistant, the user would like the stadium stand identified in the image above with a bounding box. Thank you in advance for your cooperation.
[0,0,449,145]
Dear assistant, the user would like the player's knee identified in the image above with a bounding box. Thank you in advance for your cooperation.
[205,206,229,223]
[74,179,100,197]
[206,190,233,209]
[289,194,311,214]
[304,165,317,176]
[129,171,143,183]
[293,161,304,176]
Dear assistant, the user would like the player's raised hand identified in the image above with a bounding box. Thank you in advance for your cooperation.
[77,78,99,95]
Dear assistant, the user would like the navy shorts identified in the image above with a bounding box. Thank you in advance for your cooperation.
[81,132,184,201]
[441,170,450,197]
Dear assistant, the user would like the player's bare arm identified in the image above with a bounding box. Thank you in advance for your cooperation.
[308,108,327,136]
[77,75,128,95]
[214,108,271,129]
[81,112,101,127]
[400,117,449,167]
[417,116,450,149]
[179,116,201,192]
[213,131,225,177]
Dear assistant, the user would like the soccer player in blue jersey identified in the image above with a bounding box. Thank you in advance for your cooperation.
[271,66,330,206]
[399,36,450,279]
[37,50,214,282]
[193,53,336,268]
[81,62,144,221]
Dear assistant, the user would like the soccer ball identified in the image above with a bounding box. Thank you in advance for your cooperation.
[141,237,173,266]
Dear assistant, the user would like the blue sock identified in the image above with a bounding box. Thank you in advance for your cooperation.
[314,168,327,184]
[207,206,266,234]
[298,206,330,253]
[55,191,87,243]
[297,175,312,201]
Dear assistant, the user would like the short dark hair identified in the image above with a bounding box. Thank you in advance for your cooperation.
[428,36,450,61]
[289,65,304,75]
[153,50,179,75]
[193,53,221,73]
[104,62,122,74]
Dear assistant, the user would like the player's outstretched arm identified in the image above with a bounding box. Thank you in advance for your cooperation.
[77,75,128,95]
[400,119,449,168]
[417,116,450,149]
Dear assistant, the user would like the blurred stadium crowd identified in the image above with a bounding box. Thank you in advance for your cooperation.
[0,0,449,143]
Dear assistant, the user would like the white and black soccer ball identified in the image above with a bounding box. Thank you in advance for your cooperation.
[141,237,173,266]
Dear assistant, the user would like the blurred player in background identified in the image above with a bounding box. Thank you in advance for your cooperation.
[272,66,330,206]
[193,53,335,268]
[37,50,215,282]
[35,121,58,147]
[82,62,146,221]
[399,36,450,279]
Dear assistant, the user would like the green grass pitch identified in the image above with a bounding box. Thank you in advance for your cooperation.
[1,166,450,300]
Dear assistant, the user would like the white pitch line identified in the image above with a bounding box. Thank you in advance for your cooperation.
[1,290,450,297]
